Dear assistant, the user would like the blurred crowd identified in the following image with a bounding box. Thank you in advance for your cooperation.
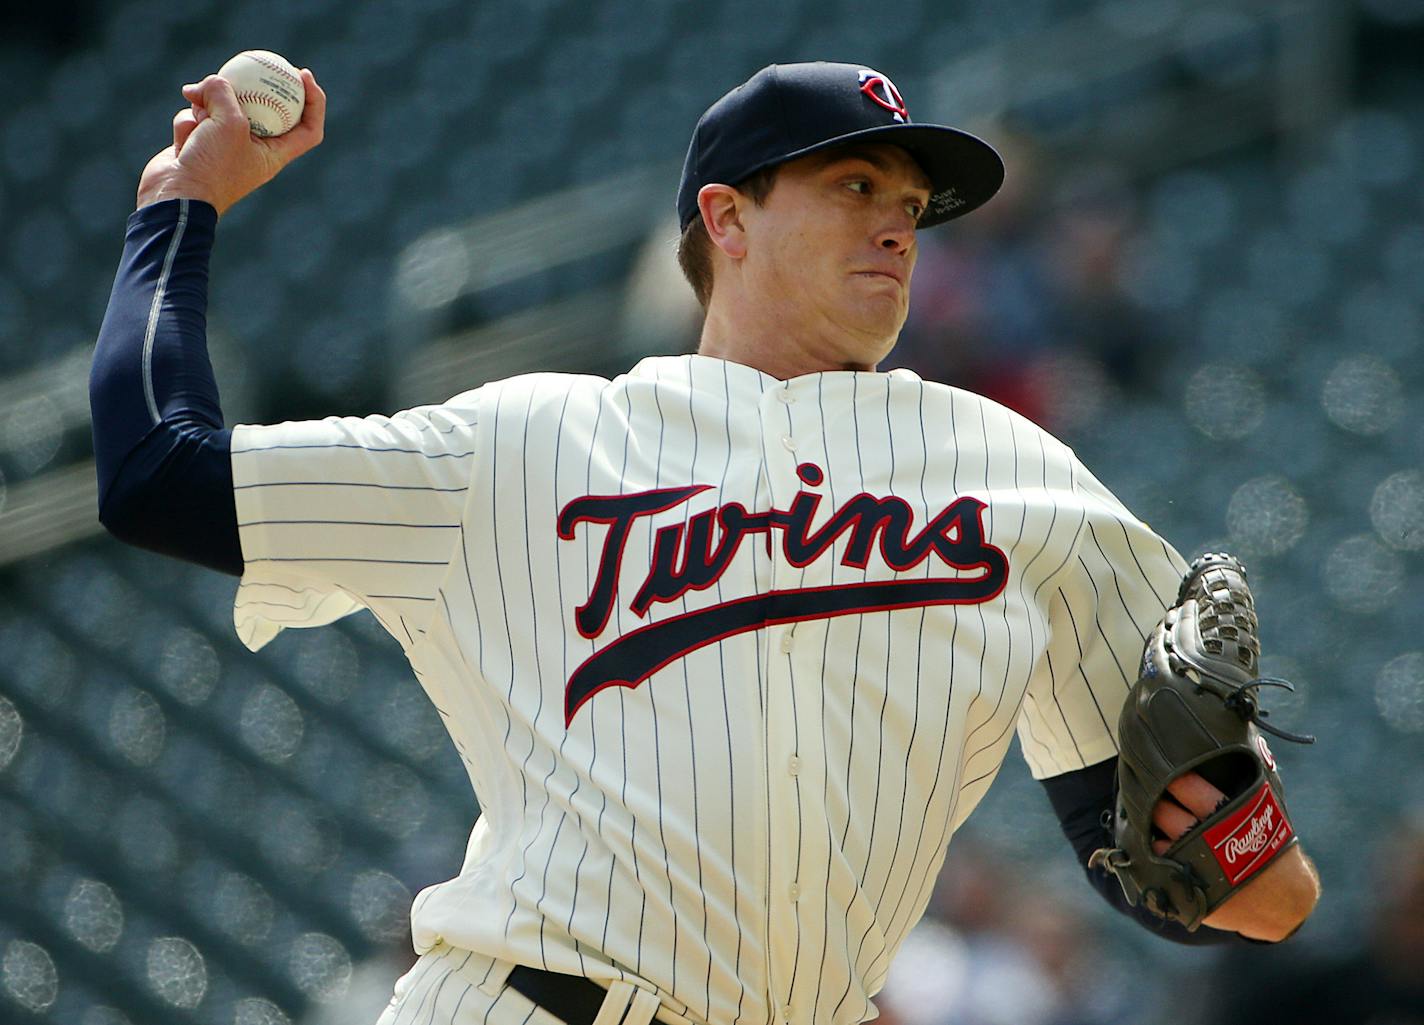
[889,133,1163,435]
[874,819,1424,1025]
[1204,819,1424,1025]
[874,839,1140,1025]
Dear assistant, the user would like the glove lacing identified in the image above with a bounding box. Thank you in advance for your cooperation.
[1220,676,1316,745]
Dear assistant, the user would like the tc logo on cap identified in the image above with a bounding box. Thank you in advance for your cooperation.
[858,68,908,123]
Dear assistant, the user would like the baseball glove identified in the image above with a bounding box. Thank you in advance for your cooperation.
[1089,553,1314,931]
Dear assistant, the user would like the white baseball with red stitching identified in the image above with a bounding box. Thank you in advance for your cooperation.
[217,50,304,137]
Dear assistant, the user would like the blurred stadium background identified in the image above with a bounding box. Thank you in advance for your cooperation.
[1,1,1422,1023]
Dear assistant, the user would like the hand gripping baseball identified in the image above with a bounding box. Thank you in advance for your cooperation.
[1089,553,1315,931]
[137,68,326,216]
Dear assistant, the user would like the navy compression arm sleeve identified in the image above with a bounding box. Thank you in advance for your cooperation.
[89,198,243,576]
[1041,757,1248,946]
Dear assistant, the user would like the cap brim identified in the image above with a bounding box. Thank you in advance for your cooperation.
[748,123,1005,229]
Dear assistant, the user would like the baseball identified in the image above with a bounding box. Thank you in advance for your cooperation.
[217,49,304,137]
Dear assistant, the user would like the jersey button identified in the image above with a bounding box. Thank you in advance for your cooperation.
[787,756,800,775]
[780,434,797,452]
[777,389,794,404]
[782,1005,794,1020]
[779,633,795,654]
[789,883,801,901]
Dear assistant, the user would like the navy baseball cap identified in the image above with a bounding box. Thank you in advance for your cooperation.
[677,61,1005,231]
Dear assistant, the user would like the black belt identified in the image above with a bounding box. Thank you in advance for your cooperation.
[506,964,611,1025]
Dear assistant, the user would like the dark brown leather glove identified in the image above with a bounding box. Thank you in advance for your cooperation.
[1090,553,1314,930]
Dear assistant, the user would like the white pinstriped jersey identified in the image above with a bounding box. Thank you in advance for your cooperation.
[230,354,1188,1025]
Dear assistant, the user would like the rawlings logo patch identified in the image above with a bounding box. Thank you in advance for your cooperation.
[1204,781,1293,885]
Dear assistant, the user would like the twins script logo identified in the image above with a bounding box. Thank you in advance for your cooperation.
[557,462,1009,723]
[858,68,909,123]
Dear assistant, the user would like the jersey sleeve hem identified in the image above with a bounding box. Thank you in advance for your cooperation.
[1028,735,1121,781]
[229,422,366,651]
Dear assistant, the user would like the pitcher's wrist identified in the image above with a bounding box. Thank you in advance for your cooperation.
[137,175,226,214]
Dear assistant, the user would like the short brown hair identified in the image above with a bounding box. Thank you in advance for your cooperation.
[676,165,780,308]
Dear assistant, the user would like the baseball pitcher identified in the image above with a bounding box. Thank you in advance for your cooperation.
[90,60,1320,1025]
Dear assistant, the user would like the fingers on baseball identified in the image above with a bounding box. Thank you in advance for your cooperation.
[210,77,247,121]
[172,109,199,154]
[181,75,247,140]
[265,68,326,159]
[179,84,208,122]
[296,69,327,140]
[300,68,326,119]
[185,74,243,124]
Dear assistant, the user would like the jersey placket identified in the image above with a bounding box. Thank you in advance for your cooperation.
[759,380,824,1025]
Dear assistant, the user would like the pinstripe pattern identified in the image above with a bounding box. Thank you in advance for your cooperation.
[376,946,548,1025]
[229,356,1185,1025]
